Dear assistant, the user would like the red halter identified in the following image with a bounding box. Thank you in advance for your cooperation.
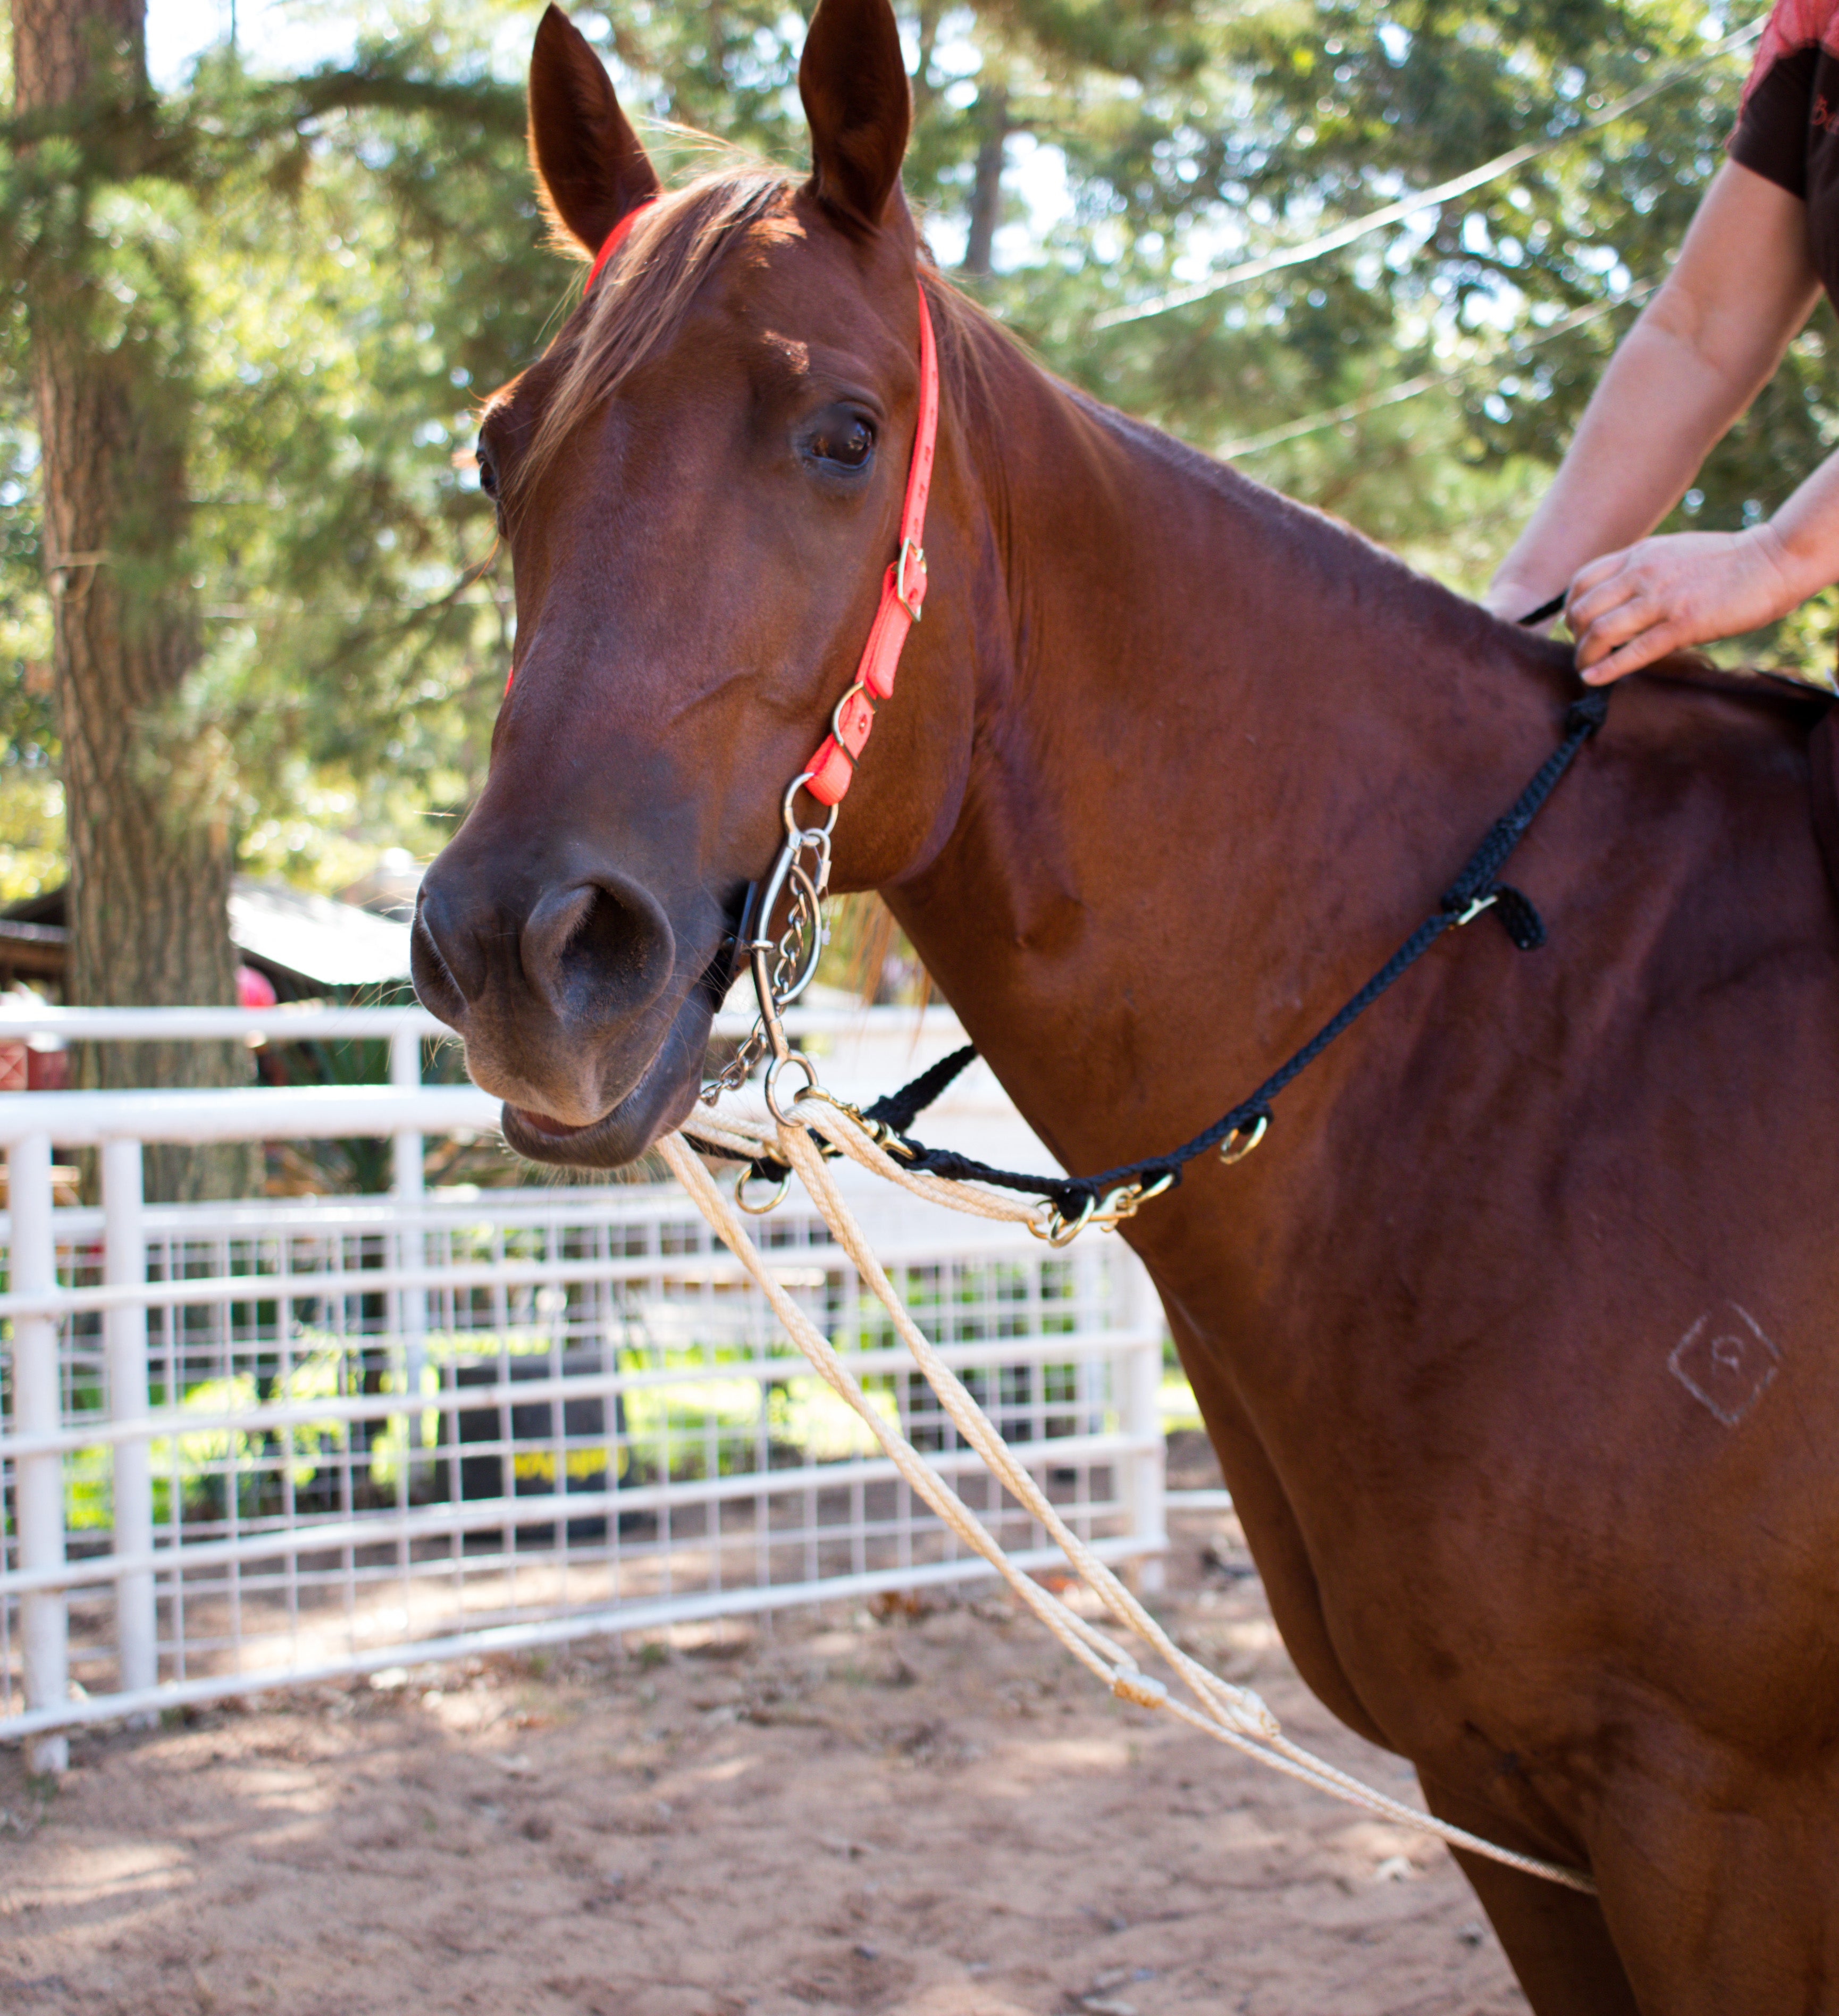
[801,278,938,806]
[584,194,659,291]
[512,199,940,815]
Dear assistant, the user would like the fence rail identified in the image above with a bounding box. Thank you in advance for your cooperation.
[0,1003,1174,1773]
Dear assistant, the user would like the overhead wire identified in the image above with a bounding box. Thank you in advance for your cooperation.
[1094,17,1764,330]
[1217,280,1657,457]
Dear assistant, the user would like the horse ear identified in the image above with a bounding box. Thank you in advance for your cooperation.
[527,4,660,258]
[799,0,912,233]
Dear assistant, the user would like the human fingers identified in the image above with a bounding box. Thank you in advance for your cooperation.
[1575,529,1804,680]
[1576,609,1684,684]
[1565,548,1630,607]
[1573,567,1682,679]
[1564,549,1687,681]
[1564,551,1647,643]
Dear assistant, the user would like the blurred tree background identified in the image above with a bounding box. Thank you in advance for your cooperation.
[0,0,1827,1037]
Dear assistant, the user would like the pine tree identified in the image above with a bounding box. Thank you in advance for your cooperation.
[9,0,251,1197]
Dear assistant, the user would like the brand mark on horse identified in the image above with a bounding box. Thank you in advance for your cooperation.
[1667,1303,1782,1427]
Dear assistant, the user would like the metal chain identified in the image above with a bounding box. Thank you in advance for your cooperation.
[699,776,836,1110]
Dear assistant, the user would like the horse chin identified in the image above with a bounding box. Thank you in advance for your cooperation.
[499,988,714,1169]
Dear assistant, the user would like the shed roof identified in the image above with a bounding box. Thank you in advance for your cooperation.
[227,878,413,990]
[3,878,414,994]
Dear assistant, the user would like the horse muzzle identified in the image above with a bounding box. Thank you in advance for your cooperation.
[411,851,719,1165]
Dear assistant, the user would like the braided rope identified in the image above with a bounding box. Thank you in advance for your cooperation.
[843,692,1610,1216]
[658,1119,1596,1893]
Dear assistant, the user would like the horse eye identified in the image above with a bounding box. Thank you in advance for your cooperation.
[804,409,876,474]
[476,450,499,499]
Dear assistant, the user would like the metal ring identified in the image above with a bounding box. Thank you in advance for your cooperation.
[781,772,841,843]
[735,1167,791,1215]
[1088,1183,1142,1232]
[763,1048,821,1124]
[1219,1114,1269,1166]
[1028,1191,1096,1248]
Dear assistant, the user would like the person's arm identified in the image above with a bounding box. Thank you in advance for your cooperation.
[1484,160,1823,677]
[1564,447,1839,682]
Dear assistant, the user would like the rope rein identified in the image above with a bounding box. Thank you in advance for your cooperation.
[660,1105,1597,1893]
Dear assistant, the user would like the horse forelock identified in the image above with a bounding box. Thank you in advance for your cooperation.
[514,165,797,502]
[508,162,1021,512]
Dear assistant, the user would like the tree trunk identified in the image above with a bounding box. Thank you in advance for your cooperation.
[12,0,255,1202]
[962,85,1009,278]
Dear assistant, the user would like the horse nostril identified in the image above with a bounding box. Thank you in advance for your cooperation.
[520,876,675,1026]
[411,883,483,1023]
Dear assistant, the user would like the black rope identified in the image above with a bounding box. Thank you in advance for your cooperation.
[690,657,1606,1221]
[824,690,1609,1216]
[681,1042,980,1185]
[862,1042,979,1134]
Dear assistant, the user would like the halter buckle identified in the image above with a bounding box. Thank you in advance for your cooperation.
[895,539,927,622]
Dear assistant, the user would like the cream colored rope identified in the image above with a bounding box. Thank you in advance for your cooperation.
[664,1102,1594,1894]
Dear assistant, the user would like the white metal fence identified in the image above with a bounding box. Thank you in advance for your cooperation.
[0,1005,1169,1771]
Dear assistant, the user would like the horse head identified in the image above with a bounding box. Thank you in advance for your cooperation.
[413,0,973,1165]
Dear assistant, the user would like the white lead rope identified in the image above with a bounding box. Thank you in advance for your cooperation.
[660,1105,1595,1895]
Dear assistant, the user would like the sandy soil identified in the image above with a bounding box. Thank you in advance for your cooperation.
[1,1485,1525,2016]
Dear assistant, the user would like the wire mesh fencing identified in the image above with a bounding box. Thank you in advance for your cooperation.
[1,1160,1164,1748]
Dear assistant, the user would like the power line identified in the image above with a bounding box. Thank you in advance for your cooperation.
[1094,20,1762,330]
[1217,283,1655,456]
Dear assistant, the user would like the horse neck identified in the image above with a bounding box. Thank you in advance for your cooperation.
[888,319,1571,1182]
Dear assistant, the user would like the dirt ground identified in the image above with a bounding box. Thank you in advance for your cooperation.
[1,1475,1525,2016]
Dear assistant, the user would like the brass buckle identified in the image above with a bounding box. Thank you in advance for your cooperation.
[895,539,926,622]
[829,678,872,750]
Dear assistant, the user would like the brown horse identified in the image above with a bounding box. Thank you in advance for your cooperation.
[412,4,1839,2005]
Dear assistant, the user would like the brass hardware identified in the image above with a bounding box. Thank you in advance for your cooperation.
[736,1168,791,1214]
[1219,1114,1269,1165]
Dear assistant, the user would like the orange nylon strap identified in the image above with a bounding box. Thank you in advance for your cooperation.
[585,195,660,292]
[802,279,939,806]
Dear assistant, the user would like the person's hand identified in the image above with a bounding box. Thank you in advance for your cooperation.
[1565,526,1803,684]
